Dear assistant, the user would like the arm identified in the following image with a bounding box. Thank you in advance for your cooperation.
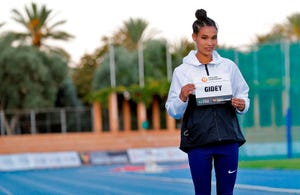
[165,70,195,119]
[231,66,250,114]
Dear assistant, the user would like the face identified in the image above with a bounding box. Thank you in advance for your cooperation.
[192,26,218,57]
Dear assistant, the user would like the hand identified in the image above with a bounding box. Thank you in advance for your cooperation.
[231,97,245,111]
[180,84,195,102]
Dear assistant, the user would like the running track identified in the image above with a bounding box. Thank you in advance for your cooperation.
[0,163,300,195]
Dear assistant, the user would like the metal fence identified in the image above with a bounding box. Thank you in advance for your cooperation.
[0,107,93,135]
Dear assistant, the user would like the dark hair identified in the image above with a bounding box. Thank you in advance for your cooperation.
[192,9,218,34]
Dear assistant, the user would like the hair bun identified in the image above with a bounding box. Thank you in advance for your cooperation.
[195,9,207,20]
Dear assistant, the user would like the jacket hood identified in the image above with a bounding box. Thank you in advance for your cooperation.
[182,50,222,66]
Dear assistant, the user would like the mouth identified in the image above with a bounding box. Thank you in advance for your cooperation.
[205,47,214,52]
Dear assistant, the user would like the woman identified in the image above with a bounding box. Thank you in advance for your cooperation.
[165,9,250,195]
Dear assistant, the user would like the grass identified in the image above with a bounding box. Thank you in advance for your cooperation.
[239,158,300,170]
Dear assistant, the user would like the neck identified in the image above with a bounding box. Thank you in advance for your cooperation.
[196,53,212,64]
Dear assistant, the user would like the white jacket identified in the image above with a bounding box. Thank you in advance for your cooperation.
[165,50,250,119]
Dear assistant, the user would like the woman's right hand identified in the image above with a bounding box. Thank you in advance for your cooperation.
[179,84,195,102]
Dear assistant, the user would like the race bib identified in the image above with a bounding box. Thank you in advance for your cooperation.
[194,74,232,106]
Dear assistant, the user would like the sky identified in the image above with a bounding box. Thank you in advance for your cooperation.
[1,0,300,66]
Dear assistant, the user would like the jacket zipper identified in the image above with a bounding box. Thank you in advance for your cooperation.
[214,106,221,141]
[204,64,210,76]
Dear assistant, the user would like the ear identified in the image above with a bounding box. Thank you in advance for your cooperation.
[192,33,197,41]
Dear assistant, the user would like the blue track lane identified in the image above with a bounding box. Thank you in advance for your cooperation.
[0,163,300,195]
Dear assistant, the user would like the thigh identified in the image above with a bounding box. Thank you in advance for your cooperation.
[188,148,213,195]
[213,143,239,195]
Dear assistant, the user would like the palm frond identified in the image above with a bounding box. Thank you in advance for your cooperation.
[11,9,28,28]
[48,20,67,30]
[45,31,74,40]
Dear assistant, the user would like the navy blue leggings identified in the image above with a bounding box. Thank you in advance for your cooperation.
[188,143,239,195]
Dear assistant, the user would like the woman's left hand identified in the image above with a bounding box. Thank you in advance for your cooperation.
[231,98,245,111]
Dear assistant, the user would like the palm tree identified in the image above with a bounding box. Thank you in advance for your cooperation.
[171,38,195,67]
[10,2,73,54]
[110,17,156,51]
[121,18,148,50]
[255,12,300,44]
[255,24,286,43]
[95,17,159,59]
[287,13,300,41]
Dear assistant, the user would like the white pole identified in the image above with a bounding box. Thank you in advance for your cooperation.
[0,111,5,135]
[60,109,67,133]
[283,39,292,158]
[284,40,290,111]
[109,43,116,88]
[138,40,144,88]
[30,110,36,134]
[166,42,172,81]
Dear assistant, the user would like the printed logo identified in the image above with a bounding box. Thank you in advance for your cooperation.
[183,129,189,136]
[201,76,208,82]
[228,170,237,174]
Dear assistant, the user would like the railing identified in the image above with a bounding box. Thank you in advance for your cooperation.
[0,107,93,135]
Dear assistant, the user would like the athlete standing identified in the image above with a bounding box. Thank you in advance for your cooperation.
[165,9,250,195]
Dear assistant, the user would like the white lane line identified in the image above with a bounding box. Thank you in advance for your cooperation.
[96,172,300,194]
[31,173,143,195]
[0,185,13,195]
[5,174,72,195]
[235,183,300,194]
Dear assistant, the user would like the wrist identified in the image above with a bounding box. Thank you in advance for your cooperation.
[179,93,188,102]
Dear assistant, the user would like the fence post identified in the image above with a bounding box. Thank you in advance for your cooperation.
[0,111,5,135]
[60,109,67,133]
[30,110,37,134]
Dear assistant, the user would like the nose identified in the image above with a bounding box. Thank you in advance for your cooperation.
[207,39,213,46]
